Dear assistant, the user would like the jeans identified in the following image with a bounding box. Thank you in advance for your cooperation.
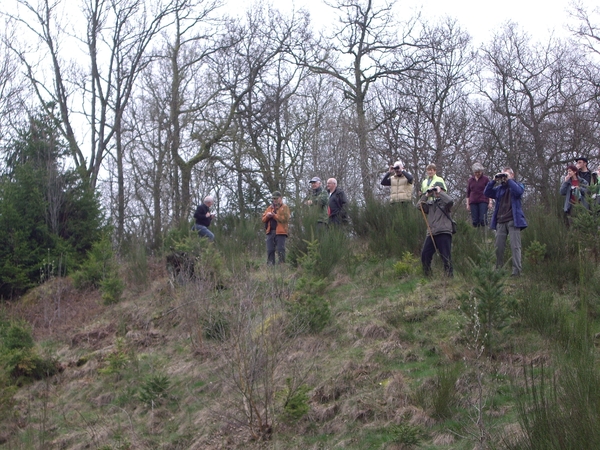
[421,233,453,277]
[266,232,286,265]
[192,224,214,242]
[470,202,488,227]
[495,220,521,275]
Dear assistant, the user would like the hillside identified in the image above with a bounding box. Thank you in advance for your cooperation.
[1,222,600,449]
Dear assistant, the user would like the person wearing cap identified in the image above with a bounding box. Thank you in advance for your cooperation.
[192,195,216,241]
[303,177,329,227]
[560,164,589,227]
[417,182,454,277]
[484,167,527,276]
[575,157,598,187]
[380,160,414,204]
[326,178,348,226]
[261,191,290,265]
[420,163,447,195]
[466,163,493,227]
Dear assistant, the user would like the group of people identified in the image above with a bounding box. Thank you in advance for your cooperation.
[192,156,598,274]
[560,157,600,227]
[191,177,348,266]
[260,177,349,265]
[415,157,598,278]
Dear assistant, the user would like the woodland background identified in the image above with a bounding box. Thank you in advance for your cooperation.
[1,0,600,262]
[2,2,600,448]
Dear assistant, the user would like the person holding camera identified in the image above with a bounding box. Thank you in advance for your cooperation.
[261,191,290,265]
[418,182,454,277]
[192,195,216,242]
[484,167,527,276]
[381,160,414,204]
[560,164,589,227]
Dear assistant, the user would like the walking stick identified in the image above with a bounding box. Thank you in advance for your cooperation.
[419,201,439,254]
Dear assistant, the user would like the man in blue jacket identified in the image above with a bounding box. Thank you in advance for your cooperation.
[484,167,527,276]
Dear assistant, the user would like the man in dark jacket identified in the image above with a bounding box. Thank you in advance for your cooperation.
[418,182,454,277]
[326,178,348,226]
[193,196,216,241]
[575,157,598,187]
[484,167,527,276]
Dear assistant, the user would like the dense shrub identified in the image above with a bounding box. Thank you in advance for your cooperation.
[347,201,424,258]
[0,114,104,298]
[0,319,60,383]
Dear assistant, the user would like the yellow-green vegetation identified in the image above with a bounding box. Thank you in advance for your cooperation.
[2,207,600,449]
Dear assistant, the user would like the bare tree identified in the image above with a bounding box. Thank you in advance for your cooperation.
[301,0,424,202]
[228,5,312,209]
[0,26,28,153]
[7,0,172,244]
[478,24,589,199]
[373,18,475,195]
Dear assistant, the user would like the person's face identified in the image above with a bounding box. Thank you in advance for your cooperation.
[326,180,336,191]
[393,166,403,175]
[576,160,587,171]
[310,181,321,189]
[205,200,214,207]
[426,168,436,177]
[567,168,577,178]
[473,170,482,178]
[272,197,281,205]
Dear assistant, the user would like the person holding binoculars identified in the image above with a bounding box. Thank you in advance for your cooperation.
[418,182,454,277]
[484,167,528,277]
[381,160,414,204]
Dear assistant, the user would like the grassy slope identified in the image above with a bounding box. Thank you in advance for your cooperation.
[0,243,594,450]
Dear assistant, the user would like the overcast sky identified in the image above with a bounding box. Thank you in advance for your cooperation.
[223,0,594,45]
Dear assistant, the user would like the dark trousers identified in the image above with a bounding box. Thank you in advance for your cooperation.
[266,232,286,265]
[421,233,453,276]
[470,202,488,227]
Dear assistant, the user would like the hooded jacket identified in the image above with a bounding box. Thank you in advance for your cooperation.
[484,179,528,230]
[418,190,454,236]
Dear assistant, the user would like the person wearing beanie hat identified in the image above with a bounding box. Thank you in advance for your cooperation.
[303,177,329,227]
[381,160,414,204]
[466,163,492,227]
[261,191,290,265]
